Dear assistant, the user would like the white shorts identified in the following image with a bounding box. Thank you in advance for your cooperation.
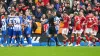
[85,28,93,34]
[62,28,69,35]
[72,29,83,34]
[92,30,97,36]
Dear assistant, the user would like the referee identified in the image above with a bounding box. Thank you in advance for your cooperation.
[45,10,61,46]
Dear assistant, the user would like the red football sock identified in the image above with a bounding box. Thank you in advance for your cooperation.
[99,39,100,42]
[76,39,78,45]
[71,36,74,43]
[89,37,92,41]
[93,42,96,45]
[63,41,66,45]
[85,35,89,41]
[63,39,70,45]
[66,39,69,42]
[76,37,81,45]
[78,37,81,44]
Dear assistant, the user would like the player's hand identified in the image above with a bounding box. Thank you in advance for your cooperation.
[41,22,44,25]
[69,26,72,29]
[8,24,12,26]
[32,31,34,33]
[90,25,93,28]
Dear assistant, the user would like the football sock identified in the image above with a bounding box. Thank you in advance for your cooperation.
[85,35,89,41]
[27,37,32,44]
[0,37,4,44]
[93,41,96,45]
[50,37,55,42]
[21,38,24,44]
[89,37,92,41]
[12,38,15,44]
[54,37,58,45]
[71,36,74,43]
[7,38,11,45]
[76,37,81,45]
[78,37,81,44]
[16,37,20,44]
[47,38,50,46]
[63,39,69,45]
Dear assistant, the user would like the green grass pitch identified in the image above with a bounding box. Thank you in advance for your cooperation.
[0,46,100,56]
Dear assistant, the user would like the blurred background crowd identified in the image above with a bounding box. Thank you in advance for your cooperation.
[0,0,100,34]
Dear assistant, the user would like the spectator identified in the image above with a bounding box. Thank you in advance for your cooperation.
[57,7,63,17]
[47,10,52,18]
[35,8,43,22]
[41,14,47,23]
[32,5,36,15]
[27,0,35,9]
[54,0,60,11]
[42,0,49,6]
[32,15,37,33]
[41,14,47,32]
[40,2,47,14]
[64,2,71,14]
[9,0,17,7]
[36,0,42,7]
[70,6,77,14]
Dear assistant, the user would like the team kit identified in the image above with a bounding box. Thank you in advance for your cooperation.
[0,11,100,47]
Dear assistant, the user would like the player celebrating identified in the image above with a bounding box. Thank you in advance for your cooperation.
[74,12,83,46]
[92,16,98,46]
[0,15,7,47]
[54,12,61,35]
[23,10,32,47]
[85,11,95,46]
[79,11,86,41]
[12,13,24,46]
[7,11,15,46]
[62,12,71,46]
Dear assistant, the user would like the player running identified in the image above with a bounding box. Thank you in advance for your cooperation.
[74,12,83,46]
[92,16,98,46]
[62,12,71,46]
[79,11,86,42]
[84,11,95,46]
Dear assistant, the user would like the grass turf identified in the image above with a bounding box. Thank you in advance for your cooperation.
[0,46,100,56]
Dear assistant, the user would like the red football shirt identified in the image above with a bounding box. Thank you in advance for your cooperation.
[80,16,86,30]
[85,15,94,28]
[93,17,98,31]
[63,16,70,28]
[74,16,81,30]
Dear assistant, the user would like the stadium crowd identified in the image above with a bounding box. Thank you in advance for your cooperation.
[0,0,100,47]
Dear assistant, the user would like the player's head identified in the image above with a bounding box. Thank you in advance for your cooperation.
[10,11,16,16]
[79,11,84,16]
[1,15,5,19]
[47,10,52,18]
[23,15,26,19]
[25,9,30,16]
[42,14,46,18]
[37,8,41,13]
[47,10,52,15]
[74,12,79,16]
[32,15,35,20]
[19,12,23,16]
[88,11,94,18]
[52,11,56,16]
[63,11,68,17]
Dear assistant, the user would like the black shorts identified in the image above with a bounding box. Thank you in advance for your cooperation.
[48,26,56,34]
